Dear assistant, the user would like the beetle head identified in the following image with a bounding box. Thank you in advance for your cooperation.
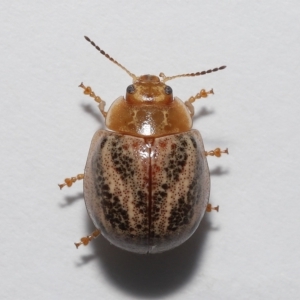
[126,75,173,105]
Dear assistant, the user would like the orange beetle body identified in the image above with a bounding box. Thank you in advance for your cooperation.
[59,36,227,253]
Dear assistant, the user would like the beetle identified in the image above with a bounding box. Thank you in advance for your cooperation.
[59,36,228,254]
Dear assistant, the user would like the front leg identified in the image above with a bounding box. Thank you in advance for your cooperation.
[79,83,107,117]
[184,88,214,117]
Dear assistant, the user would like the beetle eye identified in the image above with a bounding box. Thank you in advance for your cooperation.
[165,85,172,95]
[127,84,135,94]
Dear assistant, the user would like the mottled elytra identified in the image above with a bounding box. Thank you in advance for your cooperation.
[59,36,228,254]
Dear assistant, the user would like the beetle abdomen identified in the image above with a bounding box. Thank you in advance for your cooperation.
[84,130,210,254]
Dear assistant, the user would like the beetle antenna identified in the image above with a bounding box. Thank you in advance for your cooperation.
[84,36,137,82]
[159,65,226,83]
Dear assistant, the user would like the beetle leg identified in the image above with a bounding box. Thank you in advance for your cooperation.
[79,82,107,117]
[58,174,84,189]
[205,148,229,157]
[74,229,101,248]
[184,88,214,117]
[206,204,219,212]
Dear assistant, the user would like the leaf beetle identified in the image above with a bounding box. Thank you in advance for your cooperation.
[59,36,228,254]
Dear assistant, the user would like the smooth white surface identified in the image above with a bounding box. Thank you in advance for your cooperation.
[1,1,300,299]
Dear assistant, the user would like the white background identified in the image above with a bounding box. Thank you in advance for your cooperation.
[1,1,300,299]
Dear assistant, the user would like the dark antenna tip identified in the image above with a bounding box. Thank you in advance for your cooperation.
[83,36,137,81]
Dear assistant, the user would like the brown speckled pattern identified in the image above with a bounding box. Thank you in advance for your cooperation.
[84,129,210,254]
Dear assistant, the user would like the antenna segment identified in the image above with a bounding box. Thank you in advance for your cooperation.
[159,66,226,83]
[84,36,137,82]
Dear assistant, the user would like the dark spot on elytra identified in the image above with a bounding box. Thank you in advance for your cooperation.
[167,151,202,233]
[118,223,127,230]
[103,184,109,190]
[110,137,136,182]
[151,184,169,222]
[162,183,168,190]
[104,195,130,231]
[93,138,131,232]
[190,136,197,149]
[103,191,112,199]
[167,194,194,232]
[100,137,107,149]
[165,136,189,182]
[135,190,147,214]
